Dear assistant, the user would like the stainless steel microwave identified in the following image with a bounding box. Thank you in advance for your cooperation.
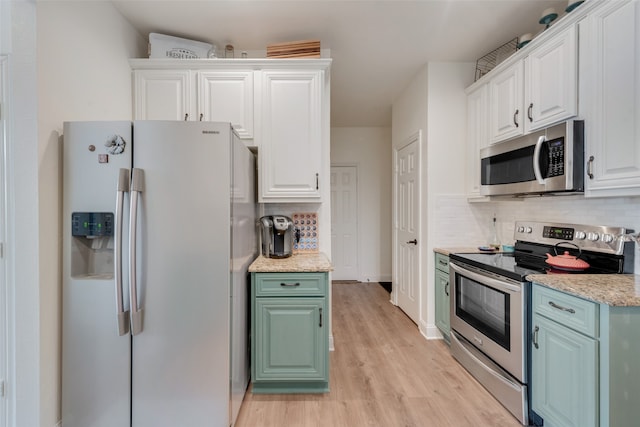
[480,120,584,196]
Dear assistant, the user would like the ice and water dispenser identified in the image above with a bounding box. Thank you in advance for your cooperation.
[70,212,114,279]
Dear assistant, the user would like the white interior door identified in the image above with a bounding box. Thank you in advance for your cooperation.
[395,137,420,324]
[330,166,358,280]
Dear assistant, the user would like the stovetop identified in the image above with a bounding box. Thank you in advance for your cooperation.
[449,252,543,282]
[449,221,635,282]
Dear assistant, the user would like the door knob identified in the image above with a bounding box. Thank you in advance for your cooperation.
[406,239,417,245]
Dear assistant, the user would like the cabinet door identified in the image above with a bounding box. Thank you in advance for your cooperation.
[466,83,489,198]
[531,313,598,427]
[489,61,524,143]
[198,71,254,139]
[434,269,450,342]
[133,69,194,120]
[525,25,578,132]
[583,0,640,197]
[254,298,327,381]
[257,70,324,201]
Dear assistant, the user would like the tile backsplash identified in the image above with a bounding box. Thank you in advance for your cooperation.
[432,194,640,272]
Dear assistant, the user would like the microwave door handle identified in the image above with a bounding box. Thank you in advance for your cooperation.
[533,135,546,185]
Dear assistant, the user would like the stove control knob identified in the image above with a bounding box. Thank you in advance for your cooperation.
[525,227,533,234]
[575,231,587,240]
[587,232,600,241]
[517,226,525,233]
[602,233,614,243]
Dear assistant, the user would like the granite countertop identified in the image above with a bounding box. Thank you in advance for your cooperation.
[527,274,640,307]
[249,252,333,273]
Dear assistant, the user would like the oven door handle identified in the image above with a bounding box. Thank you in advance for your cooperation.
[451,332,523,392]
[450,262,521,294]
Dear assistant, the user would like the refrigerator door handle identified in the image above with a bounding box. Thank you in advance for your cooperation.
[129,168,145,335]
[115,169,131,336]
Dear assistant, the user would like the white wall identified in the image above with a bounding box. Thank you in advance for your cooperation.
[5,2,40,426]
[392,61,475,338]
[37,2,146,425]
[330,127,392,282]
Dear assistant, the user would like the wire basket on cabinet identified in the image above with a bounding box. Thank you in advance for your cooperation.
[474,37,518,81]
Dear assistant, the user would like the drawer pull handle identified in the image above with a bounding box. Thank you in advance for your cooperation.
[533,325,539,349]
[438,259,448,266]
[548,301,576,314]
[319,307,323,327]
[280,282,301,287]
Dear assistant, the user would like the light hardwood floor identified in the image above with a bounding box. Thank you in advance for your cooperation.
[235,281,523,427]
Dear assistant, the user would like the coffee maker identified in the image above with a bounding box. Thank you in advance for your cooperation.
[259,215,299,258]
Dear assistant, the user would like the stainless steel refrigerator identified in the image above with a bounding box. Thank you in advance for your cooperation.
[61,121,256,427]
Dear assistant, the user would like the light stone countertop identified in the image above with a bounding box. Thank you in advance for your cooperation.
[249,252,333,273]
[527,274,640,307]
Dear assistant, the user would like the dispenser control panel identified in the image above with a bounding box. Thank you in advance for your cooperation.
[72,212,114,237]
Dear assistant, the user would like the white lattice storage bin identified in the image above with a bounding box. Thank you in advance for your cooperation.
[292,213,318,253]
[149,33,212,59]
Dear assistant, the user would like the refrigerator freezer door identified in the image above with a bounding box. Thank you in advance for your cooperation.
[130,121,233,427]
[230,135,256,423]
[62,121,132,427]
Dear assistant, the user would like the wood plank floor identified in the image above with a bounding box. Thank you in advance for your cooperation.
[235,282,523,427]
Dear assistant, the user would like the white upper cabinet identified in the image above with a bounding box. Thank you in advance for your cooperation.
[489,60,524,143]
[197,71,254,139]
[134,69,194,121]
[256,69,326,202]
[466,83,490,199]
[133,67,254,140]
[487,25,578,144]
[525,25,578,131]
[581,0,640,197]
[130,58,331,202]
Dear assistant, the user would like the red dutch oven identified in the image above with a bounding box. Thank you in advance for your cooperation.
[545,242,590,271]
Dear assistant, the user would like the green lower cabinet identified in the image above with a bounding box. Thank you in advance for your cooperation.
[531,313,598,427]
[434,269,450,343]
[531,283,640,427]
[434,253,450,343]
[251,272,329,393]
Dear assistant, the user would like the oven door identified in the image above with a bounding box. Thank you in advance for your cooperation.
[450,261,526,382]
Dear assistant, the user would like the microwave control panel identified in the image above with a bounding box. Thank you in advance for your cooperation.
[545,138,565,177]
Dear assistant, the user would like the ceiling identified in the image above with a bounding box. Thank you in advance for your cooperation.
[111,0,569,127]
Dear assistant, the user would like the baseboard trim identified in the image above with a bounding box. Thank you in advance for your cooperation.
[419,323,444,340]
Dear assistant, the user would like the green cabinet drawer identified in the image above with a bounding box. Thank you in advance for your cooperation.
[533,284,599,338]
[254,272,327,297]
[435,253,450,273]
